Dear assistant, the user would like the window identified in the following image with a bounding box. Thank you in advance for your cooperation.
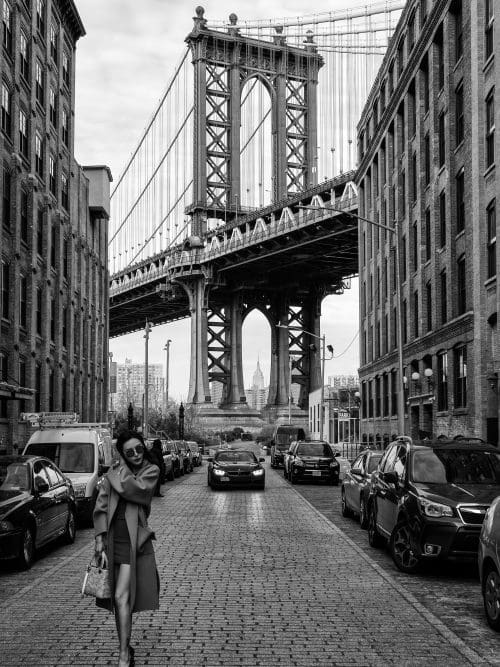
[36,0,45,37]
[438,112,446,167]
[412,221,418,270]
[63,237,69,279]
[457,255,466,314]
[2,0,12,54]
[411,152,417,203]
[436,27,444,90]
[0,352,7,417]
[456,169,465,233]
[487,199,496,278]
[413,290,419,338]
[19,31,29,80]
[50,223,56,267]
[19,274,27,328]
[426,281,432,331]
[454,345,467,408]
[391,369,398,416]
[402,298,407,344]
[49,155,56,195]
[486,89,495,168]
[18,357,26,412]
[50,23,58,63]
[485,0,494,61]
[1,82,11,136]
[50,296,55,341]
[34,362,41,411]
[420,0,427,26]
[49,88,57,126]
[36,285,42,335]
[408,11,415,51]
[35,60,44,106]
[2,165,10,228]
[455,82,464,146]
[1,260,9,319]
[424,133,430,185]
[400,170,406,217]
[62,305,67,347]
[439,189,446,248]
[421,56,429,113]
[48,369,54,411]
[440,270,447,323]
[37,206,43,254]
[61,173,68,210]
[19,109,28,157]
[62,51,70,87]
[454,1,463,62]
[397,38,404,78]
[20,189,28,243]
[35,133,43,176]
[425,207,431,261]
[402,234,407,282]
[437,351,448,411]
[62,108,69,146]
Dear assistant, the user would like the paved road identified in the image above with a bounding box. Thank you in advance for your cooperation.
[1,444,498,666]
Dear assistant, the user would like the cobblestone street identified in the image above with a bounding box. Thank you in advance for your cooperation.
[1,452,499,666]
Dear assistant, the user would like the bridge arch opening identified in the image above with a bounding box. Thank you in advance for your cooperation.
[242,308,271,410]
[240,75,273,209]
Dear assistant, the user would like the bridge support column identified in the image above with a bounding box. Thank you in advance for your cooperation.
[223,294,247,407]
[268,296,291,409]
[302,292,323,405]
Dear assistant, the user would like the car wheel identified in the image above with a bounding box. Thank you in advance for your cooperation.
[483,567,500,631]
[390,521,421,573]
[63,507,76,545]
[341,488,353,518]
[368,503,385,549]
[359,496,369,529]
[17,525,35,570]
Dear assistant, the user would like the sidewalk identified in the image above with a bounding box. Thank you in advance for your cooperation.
[0,462,492,666]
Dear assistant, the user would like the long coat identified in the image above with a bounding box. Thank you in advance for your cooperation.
[93,459,160,613]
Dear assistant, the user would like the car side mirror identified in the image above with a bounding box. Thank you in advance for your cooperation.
[35,478,49,494]
[383,470,399,485]
[351,467,362,475]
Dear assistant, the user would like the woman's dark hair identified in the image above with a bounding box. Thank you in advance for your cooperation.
[115,430,154,469]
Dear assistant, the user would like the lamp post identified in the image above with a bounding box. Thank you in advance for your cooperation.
[144,320,151,439]
[299,204,406,435]
[277,324,333,441]
[163,339,172,413]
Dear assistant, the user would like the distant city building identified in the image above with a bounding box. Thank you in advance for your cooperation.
[357,0,499,445]
[327,375,359,388]
[210,381,224,407]
[252,359,265,390]
[114,360,164,414]
[246,359,268,410]
[0,0,111,452]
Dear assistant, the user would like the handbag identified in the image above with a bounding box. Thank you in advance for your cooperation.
[81,557,111,599]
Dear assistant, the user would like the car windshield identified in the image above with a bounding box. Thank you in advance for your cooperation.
[296,442,333,457]
[215,451,256,463]
[367,454,383,473]
[0,463,30,491]
[58,443,95,472]
[412,448,500,484]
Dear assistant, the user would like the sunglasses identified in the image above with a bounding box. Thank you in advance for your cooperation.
[123,444,144,458]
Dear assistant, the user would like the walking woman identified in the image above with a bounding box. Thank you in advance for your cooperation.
[94,431,160,667]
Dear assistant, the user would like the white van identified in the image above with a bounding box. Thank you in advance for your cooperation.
[23,424,114,523]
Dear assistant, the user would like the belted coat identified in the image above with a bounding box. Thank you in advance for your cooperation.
[93,459,160,613]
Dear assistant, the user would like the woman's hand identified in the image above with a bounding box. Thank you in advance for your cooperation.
[94,535,108,569]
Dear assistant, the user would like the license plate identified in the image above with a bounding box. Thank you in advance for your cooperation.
[220,478,230,482]
[312,470,321,477]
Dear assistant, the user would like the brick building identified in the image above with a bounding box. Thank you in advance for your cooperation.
[0,0,111,451]
[356,0,499,444]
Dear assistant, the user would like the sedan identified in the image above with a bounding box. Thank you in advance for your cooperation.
[0,455,76,569]
[341,449,383,527]
[479,495,500,631]
[207,449,266,490]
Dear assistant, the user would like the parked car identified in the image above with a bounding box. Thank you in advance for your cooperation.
[163,441,184,477]
[479,495,500,631]
[284,440,340,485]
[187,442,203,467]
[0,455,76,569]
[207,449,266,490]
[160,441,175,481]
[271,425,306,467]
[367,436,500,573]
[177,441,193,473]
[341,449,383,527]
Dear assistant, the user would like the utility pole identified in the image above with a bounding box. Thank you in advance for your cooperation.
[144,320,151,438]
[163,339,171,413]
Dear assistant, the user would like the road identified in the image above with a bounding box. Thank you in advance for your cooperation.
[1,441,499,666]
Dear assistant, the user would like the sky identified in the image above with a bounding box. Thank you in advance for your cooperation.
[74,0,361,401]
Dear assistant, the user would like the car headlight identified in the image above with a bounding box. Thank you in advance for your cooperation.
[252,469,264,476]
[294,458,305,467]
[418,497,454,518]
[330,461,340,468]
[72,482,88,498]
[0,519,15,532]
[213,468,226,477]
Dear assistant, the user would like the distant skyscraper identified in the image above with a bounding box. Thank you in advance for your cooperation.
[252,360,265,390]
[246,360,268,411]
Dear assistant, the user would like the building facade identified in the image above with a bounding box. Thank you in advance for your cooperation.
[356,0,499,445]
[0,0,111,451]
[113,360,164,415]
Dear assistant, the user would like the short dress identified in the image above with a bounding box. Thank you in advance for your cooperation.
[112,497,154,565]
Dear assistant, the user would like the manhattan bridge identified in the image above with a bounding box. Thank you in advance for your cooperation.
[108,1,405,426]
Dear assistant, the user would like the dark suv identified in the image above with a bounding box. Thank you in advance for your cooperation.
[367,436,500,573]
[284,440,340,485]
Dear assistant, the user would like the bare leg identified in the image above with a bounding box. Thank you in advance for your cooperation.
[114,564,132,666]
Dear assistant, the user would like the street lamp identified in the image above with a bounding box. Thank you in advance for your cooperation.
[298,203,405,435]
[143,320,152,439]
[277,324,334,441]
[163,339,172,413]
